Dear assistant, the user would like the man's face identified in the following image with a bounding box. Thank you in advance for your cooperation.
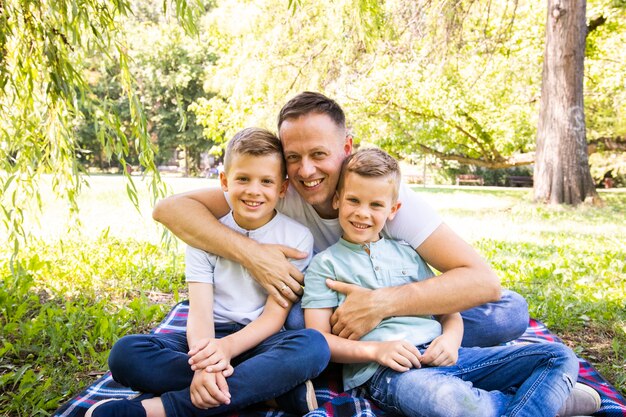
[279,113,352,218]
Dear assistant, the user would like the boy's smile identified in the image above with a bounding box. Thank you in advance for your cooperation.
[333,172,401,245]
[220,153,288,230]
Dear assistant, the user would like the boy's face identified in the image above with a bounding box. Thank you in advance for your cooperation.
[280,113,352,218]
[332,172,401,245]
[220,153,288,230]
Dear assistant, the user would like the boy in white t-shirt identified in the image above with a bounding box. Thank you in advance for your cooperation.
[87,128,330,417]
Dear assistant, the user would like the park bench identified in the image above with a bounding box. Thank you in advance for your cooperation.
[507,175,534,187]
[455,174,484,186]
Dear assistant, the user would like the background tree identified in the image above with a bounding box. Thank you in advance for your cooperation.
[0,0,204,254]
[534,0,598,204]
[190,0,624,195]
[77,15,219,175]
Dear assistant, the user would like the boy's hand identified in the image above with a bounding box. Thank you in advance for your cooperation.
[188,338,232,372]
[420,334,459,367]
[190,369,231,409]
[373,340,422,372]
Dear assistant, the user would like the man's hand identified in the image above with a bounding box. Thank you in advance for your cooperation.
[245,243,307,307]
[326,280,386,340]
[420,334,459,367]
[373,340,422,372]
[188,338,232,373]
[190,368,232,409]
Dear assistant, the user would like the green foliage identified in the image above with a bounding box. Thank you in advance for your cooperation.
[0,235,186,415]
[191,0,384,145]
[586,1,626,139]
[189,0,625,176]
[0,0,201,257]
[75,3,220,175]
[1,179,625,414]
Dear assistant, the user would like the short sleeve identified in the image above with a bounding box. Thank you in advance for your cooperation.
[302,253,340,309]
[289,228,315,273]
[185,245,217,283]
[383,183,442,249]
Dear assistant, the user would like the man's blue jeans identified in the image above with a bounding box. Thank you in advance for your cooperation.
[287,289,529,347]
[108,324,330,417]
[366,342,578,417]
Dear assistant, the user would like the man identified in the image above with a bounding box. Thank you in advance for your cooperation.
[153,92,529,346]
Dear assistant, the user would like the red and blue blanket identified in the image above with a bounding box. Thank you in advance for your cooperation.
[53,301,626,417]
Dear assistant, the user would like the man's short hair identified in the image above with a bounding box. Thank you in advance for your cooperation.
[337,148,401,201]
[277,91,346,131]
[224,127,286,178]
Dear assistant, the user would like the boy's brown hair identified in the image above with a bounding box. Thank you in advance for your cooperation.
[277,91,346,131]
[224,127,286,178]
[337,148,401,201]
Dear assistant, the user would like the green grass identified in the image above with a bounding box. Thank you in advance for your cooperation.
[1,177,625,415]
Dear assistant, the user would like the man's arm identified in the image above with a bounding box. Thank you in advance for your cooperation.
[328,223,501,339]
[153,188,306,306]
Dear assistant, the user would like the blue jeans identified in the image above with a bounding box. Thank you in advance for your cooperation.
[108,324,330,417]
[366,342,578,417]
[288,289,529,347]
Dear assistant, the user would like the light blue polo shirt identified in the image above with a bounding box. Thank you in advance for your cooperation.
[302,237,442,390]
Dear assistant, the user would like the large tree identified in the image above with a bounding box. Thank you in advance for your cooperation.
[534,0,599,204]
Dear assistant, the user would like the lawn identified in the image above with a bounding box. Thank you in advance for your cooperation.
[1,176,625,416]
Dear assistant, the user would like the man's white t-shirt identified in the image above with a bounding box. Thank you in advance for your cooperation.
[185,211,314,324]
[276,183,442,254]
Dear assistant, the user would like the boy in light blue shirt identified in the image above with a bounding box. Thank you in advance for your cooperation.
[302,148,595,417]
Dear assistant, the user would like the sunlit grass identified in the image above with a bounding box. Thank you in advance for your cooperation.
[1,178,624,415]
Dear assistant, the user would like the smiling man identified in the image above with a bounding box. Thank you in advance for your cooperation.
[153,92,529,347]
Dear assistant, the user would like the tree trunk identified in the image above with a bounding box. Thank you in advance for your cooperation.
[534,0,599,205]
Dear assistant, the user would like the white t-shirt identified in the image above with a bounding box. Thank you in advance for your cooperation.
[185,211,314,324]
[276,183,442,254]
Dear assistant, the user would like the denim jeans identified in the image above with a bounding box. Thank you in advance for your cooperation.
[366,342,578,417]
[108,324,330,417]
[289,289,529,347]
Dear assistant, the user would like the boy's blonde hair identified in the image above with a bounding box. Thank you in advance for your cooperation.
[337,148,401,201]
[224,128,286,178]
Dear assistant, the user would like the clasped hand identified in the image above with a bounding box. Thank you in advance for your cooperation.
[188,337,232,372]
[190,367,233,409]
[374,334,459,372]
[188,338,234,408]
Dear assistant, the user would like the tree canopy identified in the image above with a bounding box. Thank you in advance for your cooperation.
[0,0,204,253]
[2,0,625,251]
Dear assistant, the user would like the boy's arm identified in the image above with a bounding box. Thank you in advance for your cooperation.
[187,282,216,352]
[304,308,421,372]
[220,297,290,361]
[421,312,463,367]
[153,188,306,306]
[187,283,231,409]
[327,223,501,339]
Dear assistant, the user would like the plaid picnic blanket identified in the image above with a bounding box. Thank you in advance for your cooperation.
[53,301,626,417]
